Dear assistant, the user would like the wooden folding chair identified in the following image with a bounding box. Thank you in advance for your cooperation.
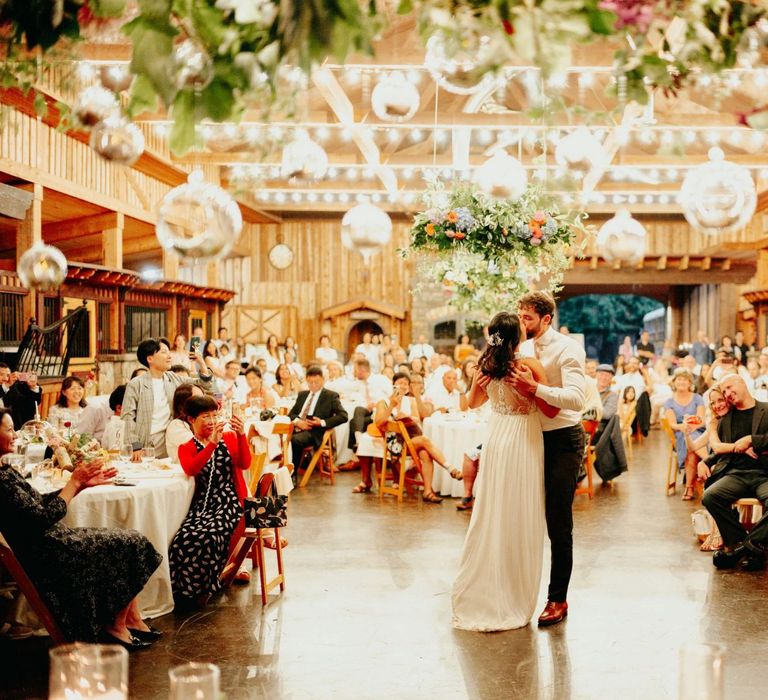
[370,421,425,502]
[298,428,336,488]
[620,407,636,461]
[270,421,294,474]
[660,417,678,495]
[0,535,67,644]
[734,498,763,532]
[575,419,598,500]
[220,473,286,604]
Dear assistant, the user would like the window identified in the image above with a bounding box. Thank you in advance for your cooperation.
[0,293,25,345]
[69,307,91,359]
[125,306,167,351]
[433,320,457,341]
[97,303,112,353]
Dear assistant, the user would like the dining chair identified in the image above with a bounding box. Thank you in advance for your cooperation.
[734,498,763,532]
[298,428,336,488]
[0,534,67,644]
[575,419,598,500]
[660,417,678,496]
[369,421,424,502]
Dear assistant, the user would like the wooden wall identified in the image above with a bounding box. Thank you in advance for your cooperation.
[181,215,414,358]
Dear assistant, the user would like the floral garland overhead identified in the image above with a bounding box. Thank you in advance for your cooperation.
[404,182,582,313]
[0,1,766,155]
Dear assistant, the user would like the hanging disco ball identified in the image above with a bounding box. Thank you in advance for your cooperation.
[473,150,528,201]
[596,209,647,265]
[341,203,392,264]
[679,147,756,236]
[99,64,133,93]
[371,73,420,122]
[155,171,243,261]
[424,33,497,96]
[280,130,329,182]
[17,243,68,291]
[555,127,606,172]
[89,115,145,166]
[72,85,119,127]
[172,39,214,91]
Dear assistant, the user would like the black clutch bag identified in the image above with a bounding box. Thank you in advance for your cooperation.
[244,480,287,528]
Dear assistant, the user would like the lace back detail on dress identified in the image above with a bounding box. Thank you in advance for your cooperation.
[487,379,535,416]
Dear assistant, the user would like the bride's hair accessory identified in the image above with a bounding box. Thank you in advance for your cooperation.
[487,332,504,346]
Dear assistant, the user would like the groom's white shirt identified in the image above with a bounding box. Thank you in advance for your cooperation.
[519,327,586,431]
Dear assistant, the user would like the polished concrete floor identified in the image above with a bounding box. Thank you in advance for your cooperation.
[3,430,768,699]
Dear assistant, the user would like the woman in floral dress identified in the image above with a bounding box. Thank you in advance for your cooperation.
[169,395,250,607]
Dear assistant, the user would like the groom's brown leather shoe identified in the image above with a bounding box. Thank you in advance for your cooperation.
[537,601,568,627]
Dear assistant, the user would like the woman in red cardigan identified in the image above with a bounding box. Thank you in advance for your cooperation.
[168,395,250,607]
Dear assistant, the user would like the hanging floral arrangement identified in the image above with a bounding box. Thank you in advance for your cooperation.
[404,181,583,313]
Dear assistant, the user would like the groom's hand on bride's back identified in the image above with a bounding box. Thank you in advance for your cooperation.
[507,366,537,396]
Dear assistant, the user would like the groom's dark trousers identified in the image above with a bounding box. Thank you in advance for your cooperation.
[543,424,585,603]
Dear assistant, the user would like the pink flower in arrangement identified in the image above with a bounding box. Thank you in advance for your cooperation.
[599,0,655,34]
[445,230,456,239]
[532,210,547,224]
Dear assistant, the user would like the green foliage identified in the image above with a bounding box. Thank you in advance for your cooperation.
[559,294,663,333]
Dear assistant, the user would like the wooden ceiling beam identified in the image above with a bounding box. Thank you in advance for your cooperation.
[42,212,122,241]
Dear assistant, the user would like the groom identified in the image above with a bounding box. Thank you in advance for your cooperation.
[511,292,586,627]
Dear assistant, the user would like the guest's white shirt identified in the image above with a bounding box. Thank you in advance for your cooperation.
[326,376,356,398]
[425,365,449,393]
[408,342,435,362]
[287,362,305,380]
[355,343,381,373]
[262,371,277,388]
[712,365,751,383]
[100,415,125,451]
[218,376,249,404]
[75,401,113,442]
[582,375,604,422]
[520,327,586,431]
[424,383,462,411]
[315,346,339,364]
[348,374,391,405]
[165,418,193,464]
[614,371,649,398]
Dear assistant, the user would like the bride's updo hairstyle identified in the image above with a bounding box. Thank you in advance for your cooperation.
[477,312,522,380]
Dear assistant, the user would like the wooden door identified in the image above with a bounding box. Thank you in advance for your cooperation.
[347,320,384,358]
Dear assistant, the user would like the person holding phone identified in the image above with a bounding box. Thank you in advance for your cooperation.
[5,371,41,429]
[169,395,250,606]
[121,338,213,461]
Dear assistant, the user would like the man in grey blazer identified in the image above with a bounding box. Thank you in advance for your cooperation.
[122,337,213,460]
[702,373,768,571]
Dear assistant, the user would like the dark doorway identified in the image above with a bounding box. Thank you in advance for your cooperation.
[558,294,664,363]
[347,320,384,358]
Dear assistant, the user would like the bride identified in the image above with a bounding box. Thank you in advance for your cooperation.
[452,312,559,631]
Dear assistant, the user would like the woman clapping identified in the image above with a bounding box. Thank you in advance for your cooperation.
[169,396,250,607]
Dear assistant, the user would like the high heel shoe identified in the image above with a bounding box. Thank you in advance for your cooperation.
[127,624,163,642]
[98,630,152,650]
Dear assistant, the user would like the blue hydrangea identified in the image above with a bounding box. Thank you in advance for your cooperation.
[454,207,476,232]
[513,223,532,240]
[542,217,558,239]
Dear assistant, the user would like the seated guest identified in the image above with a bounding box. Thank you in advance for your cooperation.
[424,354,448,393]
[219,343,235,365]
[213,326,231,350]
[326,360,354,397]
[702,374,768,571]
[618,386,637,430]
[0,362,12,407]
[352,373,460,502]
[315,334,339,365]
[596,364,618,420]
[0,408,162,647]
[166,384,204,463]
[48,376,87,428]
[169,333,192,370]
[219,360,248,404]
[615,356,652,398]
[664,369,705,501]
[284,348,305,381]
[585,358,598,378]
[705,347,750,386]
[100,385,127,451]
[255,357,276,387]
[288,366,348,476]
[409,357,427,377]
[454,334,475,364]
[457,357,478,393]
[680,354,708,394]
[408,334,435,362]
[284,335,300,364]
[203,340,225,379]
[122,338,213,460]
[169,396,250,606]
[263,334,282,372]
[5,372,42,429]
[242,366,276,411]
[355,332,380,373]
[345,358,392,458]
[273,363,302,400]
[455,445,481,511]
[424,369,469,413]
[406,372,434,420]
[76,395,114,443]
[170,364,191,377]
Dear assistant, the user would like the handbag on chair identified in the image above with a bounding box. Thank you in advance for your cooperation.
[244,480,288,529]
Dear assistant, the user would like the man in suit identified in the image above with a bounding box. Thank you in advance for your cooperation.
[702,373,768,571]
[288,366,348,478]
[512,291,586,627]
[122,337,213,460]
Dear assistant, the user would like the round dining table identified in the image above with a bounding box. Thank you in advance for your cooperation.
[422,412,489,497]
[57,465,195,619]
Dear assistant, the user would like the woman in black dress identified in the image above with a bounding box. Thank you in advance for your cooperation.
[169,395,250,607]
[0,408,162,649]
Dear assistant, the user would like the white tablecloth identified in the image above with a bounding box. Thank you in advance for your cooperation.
[60,469,194,619]
[423,413,488,497]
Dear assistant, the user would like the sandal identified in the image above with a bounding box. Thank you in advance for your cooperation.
[262,536,288,550]
[449,468,463,481]
[422,492,443,504]
[352,483,372,494]
[234,567,251,584]
[682,487,694,501]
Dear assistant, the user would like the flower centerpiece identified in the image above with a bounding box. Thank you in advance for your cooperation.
[48,431,108,471]
[404,181,582,313]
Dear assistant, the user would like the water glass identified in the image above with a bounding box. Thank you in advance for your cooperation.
[678,642,725,700]
[250,397,264,414]
[34,459,56,488]
[168,662,220,700]
[49,643,128,700]
[1,453,25,475]
[142,445,155,468]
[118,443,133,466]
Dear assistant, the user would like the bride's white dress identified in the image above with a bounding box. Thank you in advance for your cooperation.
[452,379,545,631]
